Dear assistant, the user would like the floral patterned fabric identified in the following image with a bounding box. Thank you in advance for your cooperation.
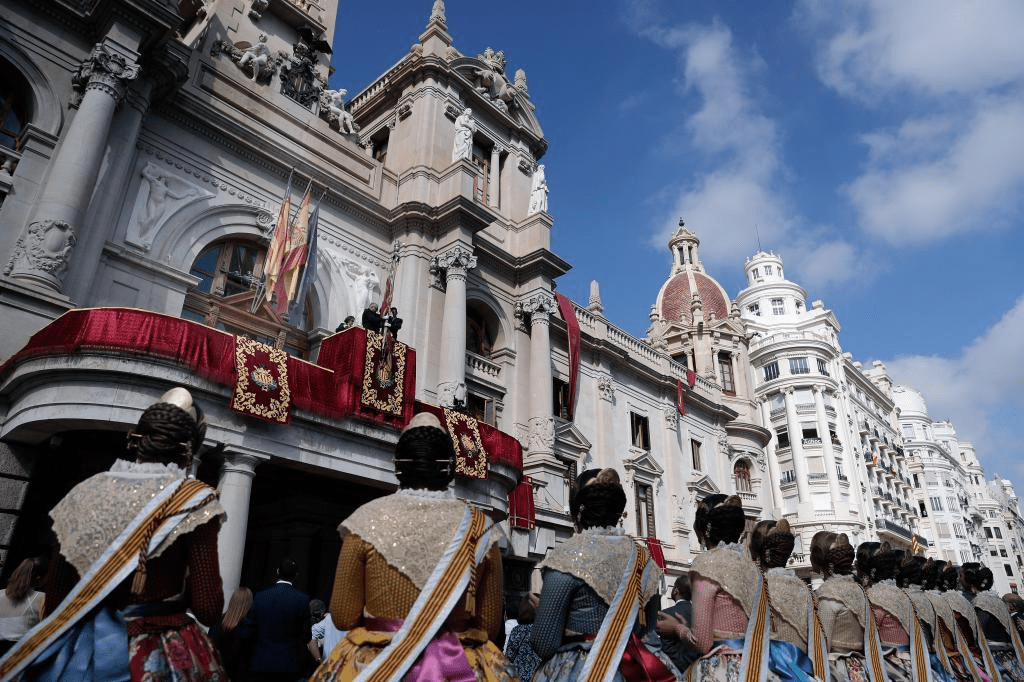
[128,621,225,681]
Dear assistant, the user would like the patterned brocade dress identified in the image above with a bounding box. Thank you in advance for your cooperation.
[687,542,766,681]
[530,526,677,682]
[816,574,870,682]
[311,489,514,682]
[972,590,1024,681]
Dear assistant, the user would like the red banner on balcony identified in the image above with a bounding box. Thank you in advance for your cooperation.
[360,331,408,418]
[644,537,667,570]
[444,408,487,479]
[230,337,291,423]
[509,476,535,529]
[676,379,686,417]
[555,293,580,420]
[686,369,696,387]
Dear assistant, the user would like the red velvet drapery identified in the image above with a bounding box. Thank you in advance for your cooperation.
[508,475,536,529]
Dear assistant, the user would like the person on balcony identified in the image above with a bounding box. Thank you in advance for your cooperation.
[0,387,227,681]
[310,412,513,681]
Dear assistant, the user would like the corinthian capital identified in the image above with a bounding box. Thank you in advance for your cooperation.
[517,291,557,324]
[429,244,476,286]
[72,44,141,101]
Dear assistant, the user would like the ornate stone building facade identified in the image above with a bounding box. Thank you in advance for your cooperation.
[0,0,1020,602]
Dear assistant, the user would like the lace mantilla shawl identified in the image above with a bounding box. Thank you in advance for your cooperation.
[767,568,809,645]
[817,574,868,630]
[538,527,660,606]
[973,591,1013,639]
[925,591,957,633]
[905,586,936,625]
[342,491,496,590]
[867,581,913,635]
[945,591,980,639]
[690,543,761,617]
[50,460,225,577]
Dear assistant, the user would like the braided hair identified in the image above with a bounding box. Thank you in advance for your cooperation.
[570,468,626,530]
[856,542,900,585]
[939,564,960,592]
[897,554,927,588]
[810,531,854,578]
[960,562,994,593]
[923,559,946,590]
[394,413,456,491]
[128,401,204,469]
[750,519,795,570]
[694,494,746,549]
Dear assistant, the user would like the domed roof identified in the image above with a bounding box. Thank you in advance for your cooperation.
[892,385,929,418]
[656,221,732,325]
[657,270,731,324]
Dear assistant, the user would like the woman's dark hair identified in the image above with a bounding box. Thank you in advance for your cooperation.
[3,558,42,602]
[393,414,456,491]
[127,401,204,468]
[923,559,946,590]
[810,531,854,577]
[940,564,961,592]
[570,468,626,530]
[694,494,746,548]
[749,519,795,570]
[898,554,927,588]
[960,563,994,593]
[856,542,899,585]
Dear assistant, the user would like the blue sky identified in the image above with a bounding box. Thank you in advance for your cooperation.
[329,1,1024,491]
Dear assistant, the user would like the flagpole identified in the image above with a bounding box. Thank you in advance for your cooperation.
[252,168,294,313]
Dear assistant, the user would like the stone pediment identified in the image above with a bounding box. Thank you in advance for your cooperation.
[709,316,746,336]
[623,448,664,483]
[687,473,721,497]
[449,54,543,139]
[554,420,591,463]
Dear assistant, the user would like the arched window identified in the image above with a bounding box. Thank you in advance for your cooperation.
[466,301,498,357]
[183,237,311,358]
[0,60,30,151]
[734,459,752,492]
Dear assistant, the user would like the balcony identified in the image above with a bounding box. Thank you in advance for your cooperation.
[465,350,501,381]
[879,518,913,540]
[802,437,822,447]
[808,472,829,482]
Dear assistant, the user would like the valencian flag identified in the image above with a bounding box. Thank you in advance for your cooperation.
[287,192,322,321]
[378,241,402,361]
[272,181,313,315]
[259,171,293,312]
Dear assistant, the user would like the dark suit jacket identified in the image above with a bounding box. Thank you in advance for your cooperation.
[249,581,310,674]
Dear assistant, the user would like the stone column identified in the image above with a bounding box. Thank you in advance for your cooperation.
[782,387,810,502]
[431,244,476,407]
[8,43,139,292]
[487,146,500,208]
[813,385,843,505]
[217,453,259,601]
[521,292,558,462]
[759,397,783,512]
[64,79,153,298]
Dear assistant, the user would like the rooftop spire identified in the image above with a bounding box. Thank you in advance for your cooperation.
[429,0,446,29]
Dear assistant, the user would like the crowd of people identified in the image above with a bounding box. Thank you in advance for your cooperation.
[3,387,1024,681]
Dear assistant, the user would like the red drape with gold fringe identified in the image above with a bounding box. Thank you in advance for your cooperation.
[555,293,580,420]
[508,475,535,529]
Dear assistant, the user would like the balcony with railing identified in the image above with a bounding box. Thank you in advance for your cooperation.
[465,350,501,381]
[802,437,822,448]
[879,518,913,540]
[780,469,797,487]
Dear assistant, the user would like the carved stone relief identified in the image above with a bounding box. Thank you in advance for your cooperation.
[126,161,212,250]
[5,219,77,288]
[72,44,141,103]
[212,34,280,84]
[280,42,327,109]
[320,88,357,134]
[596,374,615,403]
[527,415,555,453]
[429,245,476,289]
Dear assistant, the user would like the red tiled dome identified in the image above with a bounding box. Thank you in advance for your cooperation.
[658,271,730,325]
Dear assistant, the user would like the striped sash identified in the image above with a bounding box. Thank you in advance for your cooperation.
[1008,602,1024,663]
[905,596,930,682]
[740,574,772,682]
[0,478,214,680]
[806,585,829,681]
[351,506,495,682]
[975,627,1001,681]
[576,541,655,682]
[862,587,892,682]
[951,622,986,680]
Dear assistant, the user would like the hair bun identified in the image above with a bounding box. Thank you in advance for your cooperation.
[773,519,791,535]
[723,495,743,508]
[591,468,621,487]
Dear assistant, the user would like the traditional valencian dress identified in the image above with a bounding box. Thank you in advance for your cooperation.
[531,526,677,682]
[904,583,954,682]
[944,590,996,681]
[0,460,226,681]
[686,541,772,682]
[866,578,931,682]
[311,488,514,682]
[764,566,826,680]
[817,573,877,682]
[971,589,1024,681]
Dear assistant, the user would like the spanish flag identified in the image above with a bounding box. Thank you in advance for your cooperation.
[271,181,313,315]
[263,172,293,311]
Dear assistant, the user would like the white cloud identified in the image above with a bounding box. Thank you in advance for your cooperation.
[784,239,868,290]
[846,99,1024,243]
[885,294,1024,480]
[798,0,1024,98]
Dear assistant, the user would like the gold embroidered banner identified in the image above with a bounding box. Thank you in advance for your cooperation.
[444,408,487,479]
[231,336,291,423]
[360,331,408,417]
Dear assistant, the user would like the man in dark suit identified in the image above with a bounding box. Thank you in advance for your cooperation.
[249,557,311,682]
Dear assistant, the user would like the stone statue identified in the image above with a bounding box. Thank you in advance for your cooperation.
[140,163,197,230]
[322,88,356,134]
[452,107,475,162]
[472,49,516,112]
[528,164,548,214]
[341,259,381,317]
[237,36,273,82]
